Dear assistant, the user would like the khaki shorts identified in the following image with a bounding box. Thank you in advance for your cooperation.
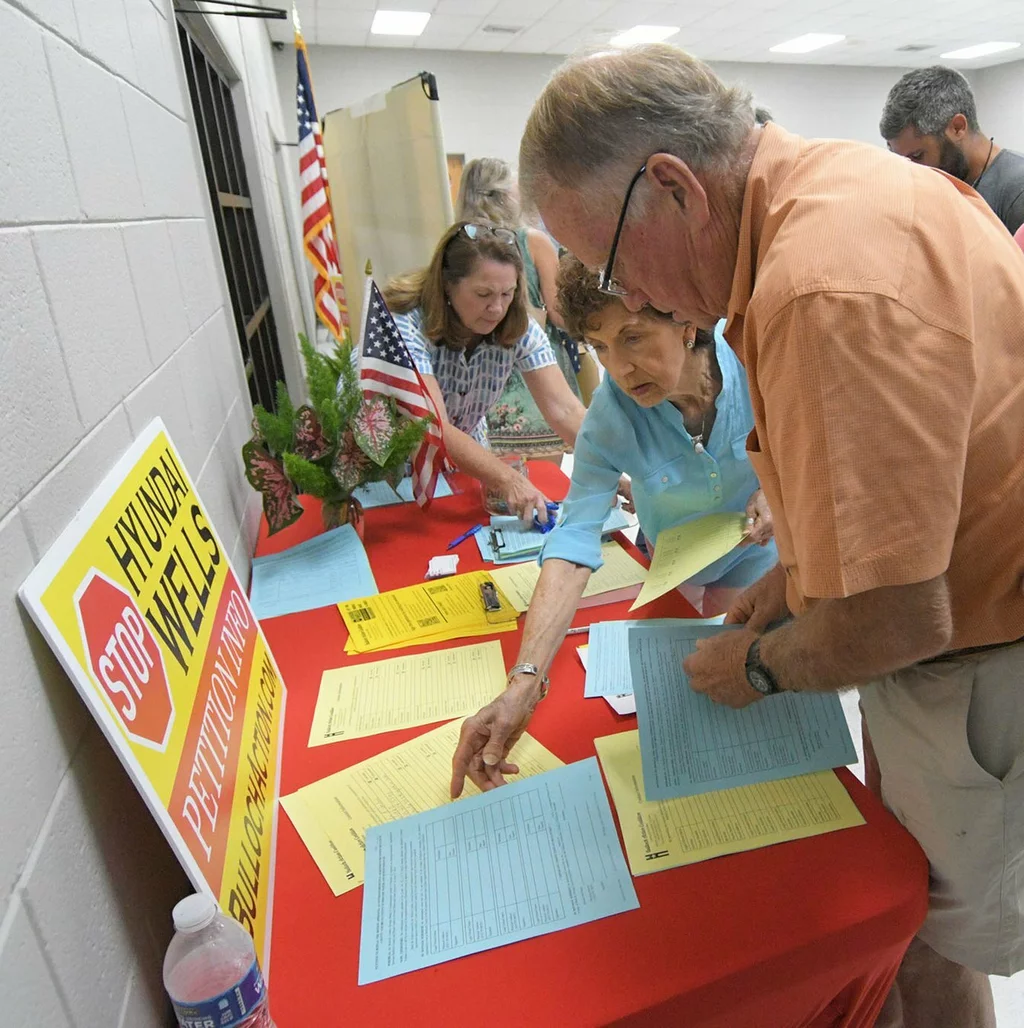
[859,642,1024,976]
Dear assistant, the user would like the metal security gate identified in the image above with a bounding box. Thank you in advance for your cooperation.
[177,20,285,412]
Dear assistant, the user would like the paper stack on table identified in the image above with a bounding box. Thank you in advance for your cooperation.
[489,540,646,612]
[339,570,519,654]
[308,640,508,745]
[594,730,864,876]
[281,718,564,894]
[352,474,452,509]
[628,623,857,800]
[629,512,748,611]
[358,758,639,984]
[249,524,378,621]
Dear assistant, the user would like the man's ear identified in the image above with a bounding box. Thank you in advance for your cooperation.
[645,153,709,227]
[946,113,969,141]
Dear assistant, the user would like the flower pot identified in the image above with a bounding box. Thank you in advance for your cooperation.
[322,498,365,539]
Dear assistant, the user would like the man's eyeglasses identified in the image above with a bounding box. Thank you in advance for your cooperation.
[461,223,517,246]
[599,163,647,297]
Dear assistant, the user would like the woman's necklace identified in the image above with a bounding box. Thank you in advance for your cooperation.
[973,137,995,189]
[691,410,709,455]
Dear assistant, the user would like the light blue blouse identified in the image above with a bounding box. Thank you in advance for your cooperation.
[540,323,778,589]
[394,307,556,446]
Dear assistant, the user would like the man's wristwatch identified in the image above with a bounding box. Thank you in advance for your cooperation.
[744,638,782,696]
[507,662,549,700]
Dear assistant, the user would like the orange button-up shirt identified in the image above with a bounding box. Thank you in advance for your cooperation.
[726,123,1024,651]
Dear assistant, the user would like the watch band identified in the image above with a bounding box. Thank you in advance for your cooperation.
[744,637,782,696]
[507,662,550,699]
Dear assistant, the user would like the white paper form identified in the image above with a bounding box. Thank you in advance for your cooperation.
[358,758,639,984]
[629,624,857,800]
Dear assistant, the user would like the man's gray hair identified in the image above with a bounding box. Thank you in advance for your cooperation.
[519,44,754,209]
[879,65,980,140]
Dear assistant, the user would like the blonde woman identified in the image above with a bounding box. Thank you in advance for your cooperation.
[456,158,590,458]
[382,221,586,521]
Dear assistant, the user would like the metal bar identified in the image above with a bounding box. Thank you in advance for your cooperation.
[245,297,270,341]
[174,1,287,17]
[218,191,252,209]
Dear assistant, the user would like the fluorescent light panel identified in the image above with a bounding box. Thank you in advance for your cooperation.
[371,10,431,36]
[770,33,845,54]
[610,25,680,47]
[940,41,1020,59]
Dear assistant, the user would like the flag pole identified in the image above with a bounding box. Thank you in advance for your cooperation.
[355,260,374,374]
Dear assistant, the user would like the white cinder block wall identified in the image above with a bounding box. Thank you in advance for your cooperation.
[0,1,306,1024]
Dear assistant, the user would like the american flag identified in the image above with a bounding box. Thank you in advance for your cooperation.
[359,283,446,507]
[296,31,349,344]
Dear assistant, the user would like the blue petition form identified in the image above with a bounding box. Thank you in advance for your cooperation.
[629,624,857,800]
[352,474,452,509]
[249,523,378,620]
[358,758,639,984]
[584,616,726,697]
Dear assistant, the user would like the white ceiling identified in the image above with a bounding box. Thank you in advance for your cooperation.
[268,0,1024,68]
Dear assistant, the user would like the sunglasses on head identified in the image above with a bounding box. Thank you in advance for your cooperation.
[460,223,518,246]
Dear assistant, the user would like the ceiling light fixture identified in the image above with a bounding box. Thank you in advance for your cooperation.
[370,10,431,36]
[940,41,1020,59]
[610,25,680,47]
[770,33,845,54]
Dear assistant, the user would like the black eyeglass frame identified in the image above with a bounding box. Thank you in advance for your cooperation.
[598,163,648,296]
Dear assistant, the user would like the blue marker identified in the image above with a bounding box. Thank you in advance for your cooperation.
[446,523,483,550]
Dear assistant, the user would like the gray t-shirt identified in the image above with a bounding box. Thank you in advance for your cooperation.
[976,148,1024,235]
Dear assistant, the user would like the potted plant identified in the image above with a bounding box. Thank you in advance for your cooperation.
[242,335,430,534]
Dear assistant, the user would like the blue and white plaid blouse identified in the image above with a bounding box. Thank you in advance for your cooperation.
[393,306,556,445]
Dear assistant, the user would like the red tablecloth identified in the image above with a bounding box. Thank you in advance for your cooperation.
[257,463,928,1027]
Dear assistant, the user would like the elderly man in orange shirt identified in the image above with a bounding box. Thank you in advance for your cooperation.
[515,44,1024,1028]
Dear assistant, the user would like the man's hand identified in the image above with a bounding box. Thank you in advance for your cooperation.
[450,680,541,798]
[741,489,774,546]
[683,626,762,709]
[724,564,789,633]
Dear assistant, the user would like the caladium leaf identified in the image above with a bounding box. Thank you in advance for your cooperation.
[293,405,330,461]
[352,396,396,466]
[242,439,303,534]
[332,431,371,491]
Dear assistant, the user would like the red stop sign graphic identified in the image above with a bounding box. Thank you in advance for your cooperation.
[75,570,175,751]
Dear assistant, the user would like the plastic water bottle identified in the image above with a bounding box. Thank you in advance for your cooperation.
[163,893,275,1028]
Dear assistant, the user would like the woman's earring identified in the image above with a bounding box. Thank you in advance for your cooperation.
[686,338,695,350]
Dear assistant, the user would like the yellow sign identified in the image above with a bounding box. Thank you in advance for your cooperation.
[19,420,285,965]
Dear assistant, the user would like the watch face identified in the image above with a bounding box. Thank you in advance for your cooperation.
[748,669,773,695]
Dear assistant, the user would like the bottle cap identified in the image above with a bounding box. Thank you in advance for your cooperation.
[172,894,218,933]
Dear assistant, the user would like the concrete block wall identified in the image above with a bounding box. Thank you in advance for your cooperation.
[0,1,305,1023]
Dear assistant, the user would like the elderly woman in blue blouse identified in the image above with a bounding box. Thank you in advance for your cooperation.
[451,256,777,796]
[383,221,588,522]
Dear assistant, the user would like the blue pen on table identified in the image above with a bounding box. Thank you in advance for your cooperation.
[446,523,483,550]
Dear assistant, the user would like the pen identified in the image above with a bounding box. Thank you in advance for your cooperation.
[446,523,483,550]
[565,625,590,636]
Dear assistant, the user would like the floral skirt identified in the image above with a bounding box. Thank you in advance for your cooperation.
[486,338,581,460]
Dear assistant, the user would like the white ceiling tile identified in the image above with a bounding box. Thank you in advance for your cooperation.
[436,0,496,13]
[414,13,484,46]
[300,0,1024,69]
[486,0,560,21]
[317,9,375,31]
[316,0,377,10]
[316,25,371,44]
[460,29,518,50]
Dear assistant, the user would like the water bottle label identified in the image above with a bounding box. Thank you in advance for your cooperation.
[170,959,266,1028]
